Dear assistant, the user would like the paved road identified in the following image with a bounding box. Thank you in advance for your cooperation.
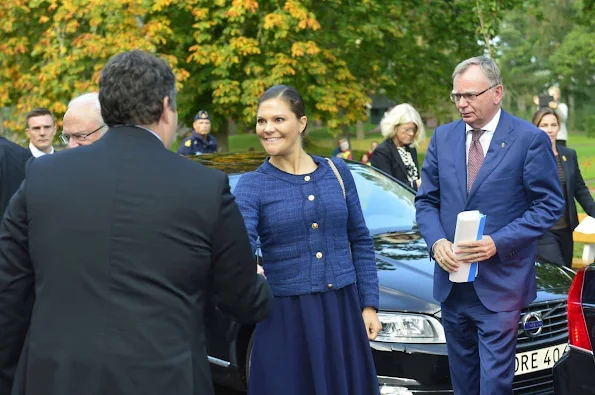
[214,384,243,395]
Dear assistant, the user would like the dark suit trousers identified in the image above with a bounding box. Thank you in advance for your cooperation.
[442,283,520,395]
[536,227,573,268]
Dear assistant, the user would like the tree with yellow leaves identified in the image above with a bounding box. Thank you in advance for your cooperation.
[1,0,528,149]
[0,0,188,136]
[175,0,372,148]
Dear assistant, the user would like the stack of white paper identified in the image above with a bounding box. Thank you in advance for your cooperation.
[450,210,486,283]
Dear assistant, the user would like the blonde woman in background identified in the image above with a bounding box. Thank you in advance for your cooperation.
[371,103,425,190]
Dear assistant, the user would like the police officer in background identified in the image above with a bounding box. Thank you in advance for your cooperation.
[177,110,218,155]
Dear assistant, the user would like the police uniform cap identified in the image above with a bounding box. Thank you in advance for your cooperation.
[194,110,210,121]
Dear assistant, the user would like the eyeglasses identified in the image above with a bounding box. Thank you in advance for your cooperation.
[450,85,497,103]
[59,125,105,144]
[397,126,417,134]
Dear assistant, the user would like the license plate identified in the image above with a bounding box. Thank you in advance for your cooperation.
[514,343,568,376]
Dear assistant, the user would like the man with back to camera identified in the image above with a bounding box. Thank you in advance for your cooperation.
[415,56,564,394]
[0,50,272,395]
[25,107,57,157]
[60,92,107,148]
[177,110,218,155]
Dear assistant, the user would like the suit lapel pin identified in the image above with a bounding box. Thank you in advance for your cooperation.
[501,142,505,149]
[562,155,567,162]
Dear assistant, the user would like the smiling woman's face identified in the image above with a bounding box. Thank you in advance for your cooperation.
[256,98,307,157]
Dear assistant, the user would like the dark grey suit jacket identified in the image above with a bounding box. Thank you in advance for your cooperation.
[0,137,31,217]
[0,126,272,395]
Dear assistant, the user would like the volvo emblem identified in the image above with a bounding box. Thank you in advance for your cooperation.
[522,312,544,337]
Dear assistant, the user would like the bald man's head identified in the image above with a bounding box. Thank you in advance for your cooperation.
[62,93,107,148]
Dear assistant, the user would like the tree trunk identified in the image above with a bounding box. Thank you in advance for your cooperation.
[516,96,525,113]
[356,120,365,140]
[228,117,237,136]
[340,123,349,138]
[214,119,229,152]
[568,93,574,131]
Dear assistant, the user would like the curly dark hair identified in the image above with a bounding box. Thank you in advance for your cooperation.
[258,85,307,132]
[99,50,177,127]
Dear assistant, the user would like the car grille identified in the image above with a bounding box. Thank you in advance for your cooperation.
[513,369,554,394]
[517,299,567,350]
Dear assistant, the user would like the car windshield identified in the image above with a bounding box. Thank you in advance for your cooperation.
[229,162,417,234]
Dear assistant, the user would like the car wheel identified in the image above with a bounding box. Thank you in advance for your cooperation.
[245,331,255,385]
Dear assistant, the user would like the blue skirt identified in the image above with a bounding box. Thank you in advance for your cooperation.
[248,284,380,395]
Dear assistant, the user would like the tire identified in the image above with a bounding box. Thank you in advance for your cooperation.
[244,331,255,386]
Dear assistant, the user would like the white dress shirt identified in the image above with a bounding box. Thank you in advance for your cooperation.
[29,143,54,158]
[465,109,501,164]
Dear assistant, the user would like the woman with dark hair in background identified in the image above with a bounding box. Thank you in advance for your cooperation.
[532,107,595,267]
[371,103,425,190]
[533,86,569,146]
[234,85,381,395]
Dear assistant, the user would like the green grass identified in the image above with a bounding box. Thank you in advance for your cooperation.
[574,242,585,260]
[569,133,595,258]
[567,134,595,187]
[229,129,595,186]
[228,133,263,152]
[229,128,595,183]
[229,123,384,158]
[227,132,344,156]
[562,133,595,222]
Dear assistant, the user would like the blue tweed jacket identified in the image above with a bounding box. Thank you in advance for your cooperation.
[234,155,379,310]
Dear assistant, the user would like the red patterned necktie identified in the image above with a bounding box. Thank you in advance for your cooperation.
[467,129,485,194]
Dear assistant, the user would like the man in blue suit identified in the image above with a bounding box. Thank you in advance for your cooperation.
[415,56,564,394]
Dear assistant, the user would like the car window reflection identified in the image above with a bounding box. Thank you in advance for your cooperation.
[348,164,417,232]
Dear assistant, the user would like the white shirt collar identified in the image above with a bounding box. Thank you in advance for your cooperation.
[29,142,54,158]
[465,109,502,134]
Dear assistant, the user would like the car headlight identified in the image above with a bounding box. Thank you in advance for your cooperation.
[375,312,446,343]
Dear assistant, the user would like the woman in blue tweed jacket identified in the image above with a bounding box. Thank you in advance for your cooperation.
[234,85,381,395]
